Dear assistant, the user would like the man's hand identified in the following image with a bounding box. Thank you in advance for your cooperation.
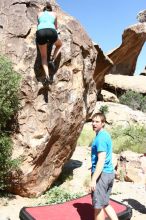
[90,178,96,192]
[90,152,106,192]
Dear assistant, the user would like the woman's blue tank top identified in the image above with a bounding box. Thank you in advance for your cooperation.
[37,11,56,30]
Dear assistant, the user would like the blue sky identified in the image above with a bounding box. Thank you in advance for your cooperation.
[57,0,146,75]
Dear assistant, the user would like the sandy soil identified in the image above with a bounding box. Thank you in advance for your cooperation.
[0,146,146,220]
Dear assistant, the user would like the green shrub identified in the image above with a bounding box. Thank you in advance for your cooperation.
[119,90,146,112]
[99,105,109,115]
[77,123,95,146]
[0,55,20,129]
[0,133,19,189]
[40,186,83,205]
[0,54,21,190]
[111,124,146,153]
[78,121,146,154]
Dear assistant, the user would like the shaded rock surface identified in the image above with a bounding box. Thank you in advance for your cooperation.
[93,44,113,90]
[0,0,98,197]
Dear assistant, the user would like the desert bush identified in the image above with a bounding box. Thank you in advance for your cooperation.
[0,55,21,190]
[99,105,109,115]
[0,133,20,189]
[119,90,146,112]
[41,186,83,205]
[77,121,146,154]
[111,124,146,153]
[77,123,95,146]
[0,55,20,129]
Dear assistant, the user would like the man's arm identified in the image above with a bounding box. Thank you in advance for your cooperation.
[90,151,106,192]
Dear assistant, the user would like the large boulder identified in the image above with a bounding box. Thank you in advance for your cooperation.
[0,0,98,197]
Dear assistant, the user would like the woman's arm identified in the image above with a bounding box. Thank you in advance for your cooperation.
[37,11,43,19]
[53,12,58,30]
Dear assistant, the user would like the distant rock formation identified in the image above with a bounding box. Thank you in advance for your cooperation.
[107,22,146,76]
[140,66,146,76]
[94,101,146,126]
[104,74,146,95]
[137,10,146,23]
[93,44,113,90]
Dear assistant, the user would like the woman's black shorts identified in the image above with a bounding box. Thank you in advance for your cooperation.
[36,28,58,45]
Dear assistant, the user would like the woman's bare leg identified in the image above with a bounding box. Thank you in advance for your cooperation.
[52,38,62,61]
[38,44,49,78]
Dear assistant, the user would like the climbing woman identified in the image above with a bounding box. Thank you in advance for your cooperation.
[36,1,62,84]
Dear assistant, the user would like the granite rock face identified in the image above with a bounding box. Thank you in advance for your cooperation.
[0,0,98,197]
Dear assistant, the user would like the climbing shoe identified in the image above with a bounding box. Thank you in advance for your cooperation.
[48,60,56,72]
[43,76,50,86]
[49,74,54,84]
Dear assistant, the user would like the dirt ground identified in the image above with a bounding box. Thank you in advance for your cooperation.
[0,146,146,220]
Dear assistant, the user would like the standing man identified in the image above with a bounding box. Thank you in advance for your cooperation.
[91,112,118,220]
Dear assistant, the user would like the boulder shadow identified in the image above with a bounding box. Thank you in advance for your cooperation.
[73,202,94,220]
[37,86,51,103]
[55,159,82,186]
[123,198,146,214]
[63,159,83,170]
